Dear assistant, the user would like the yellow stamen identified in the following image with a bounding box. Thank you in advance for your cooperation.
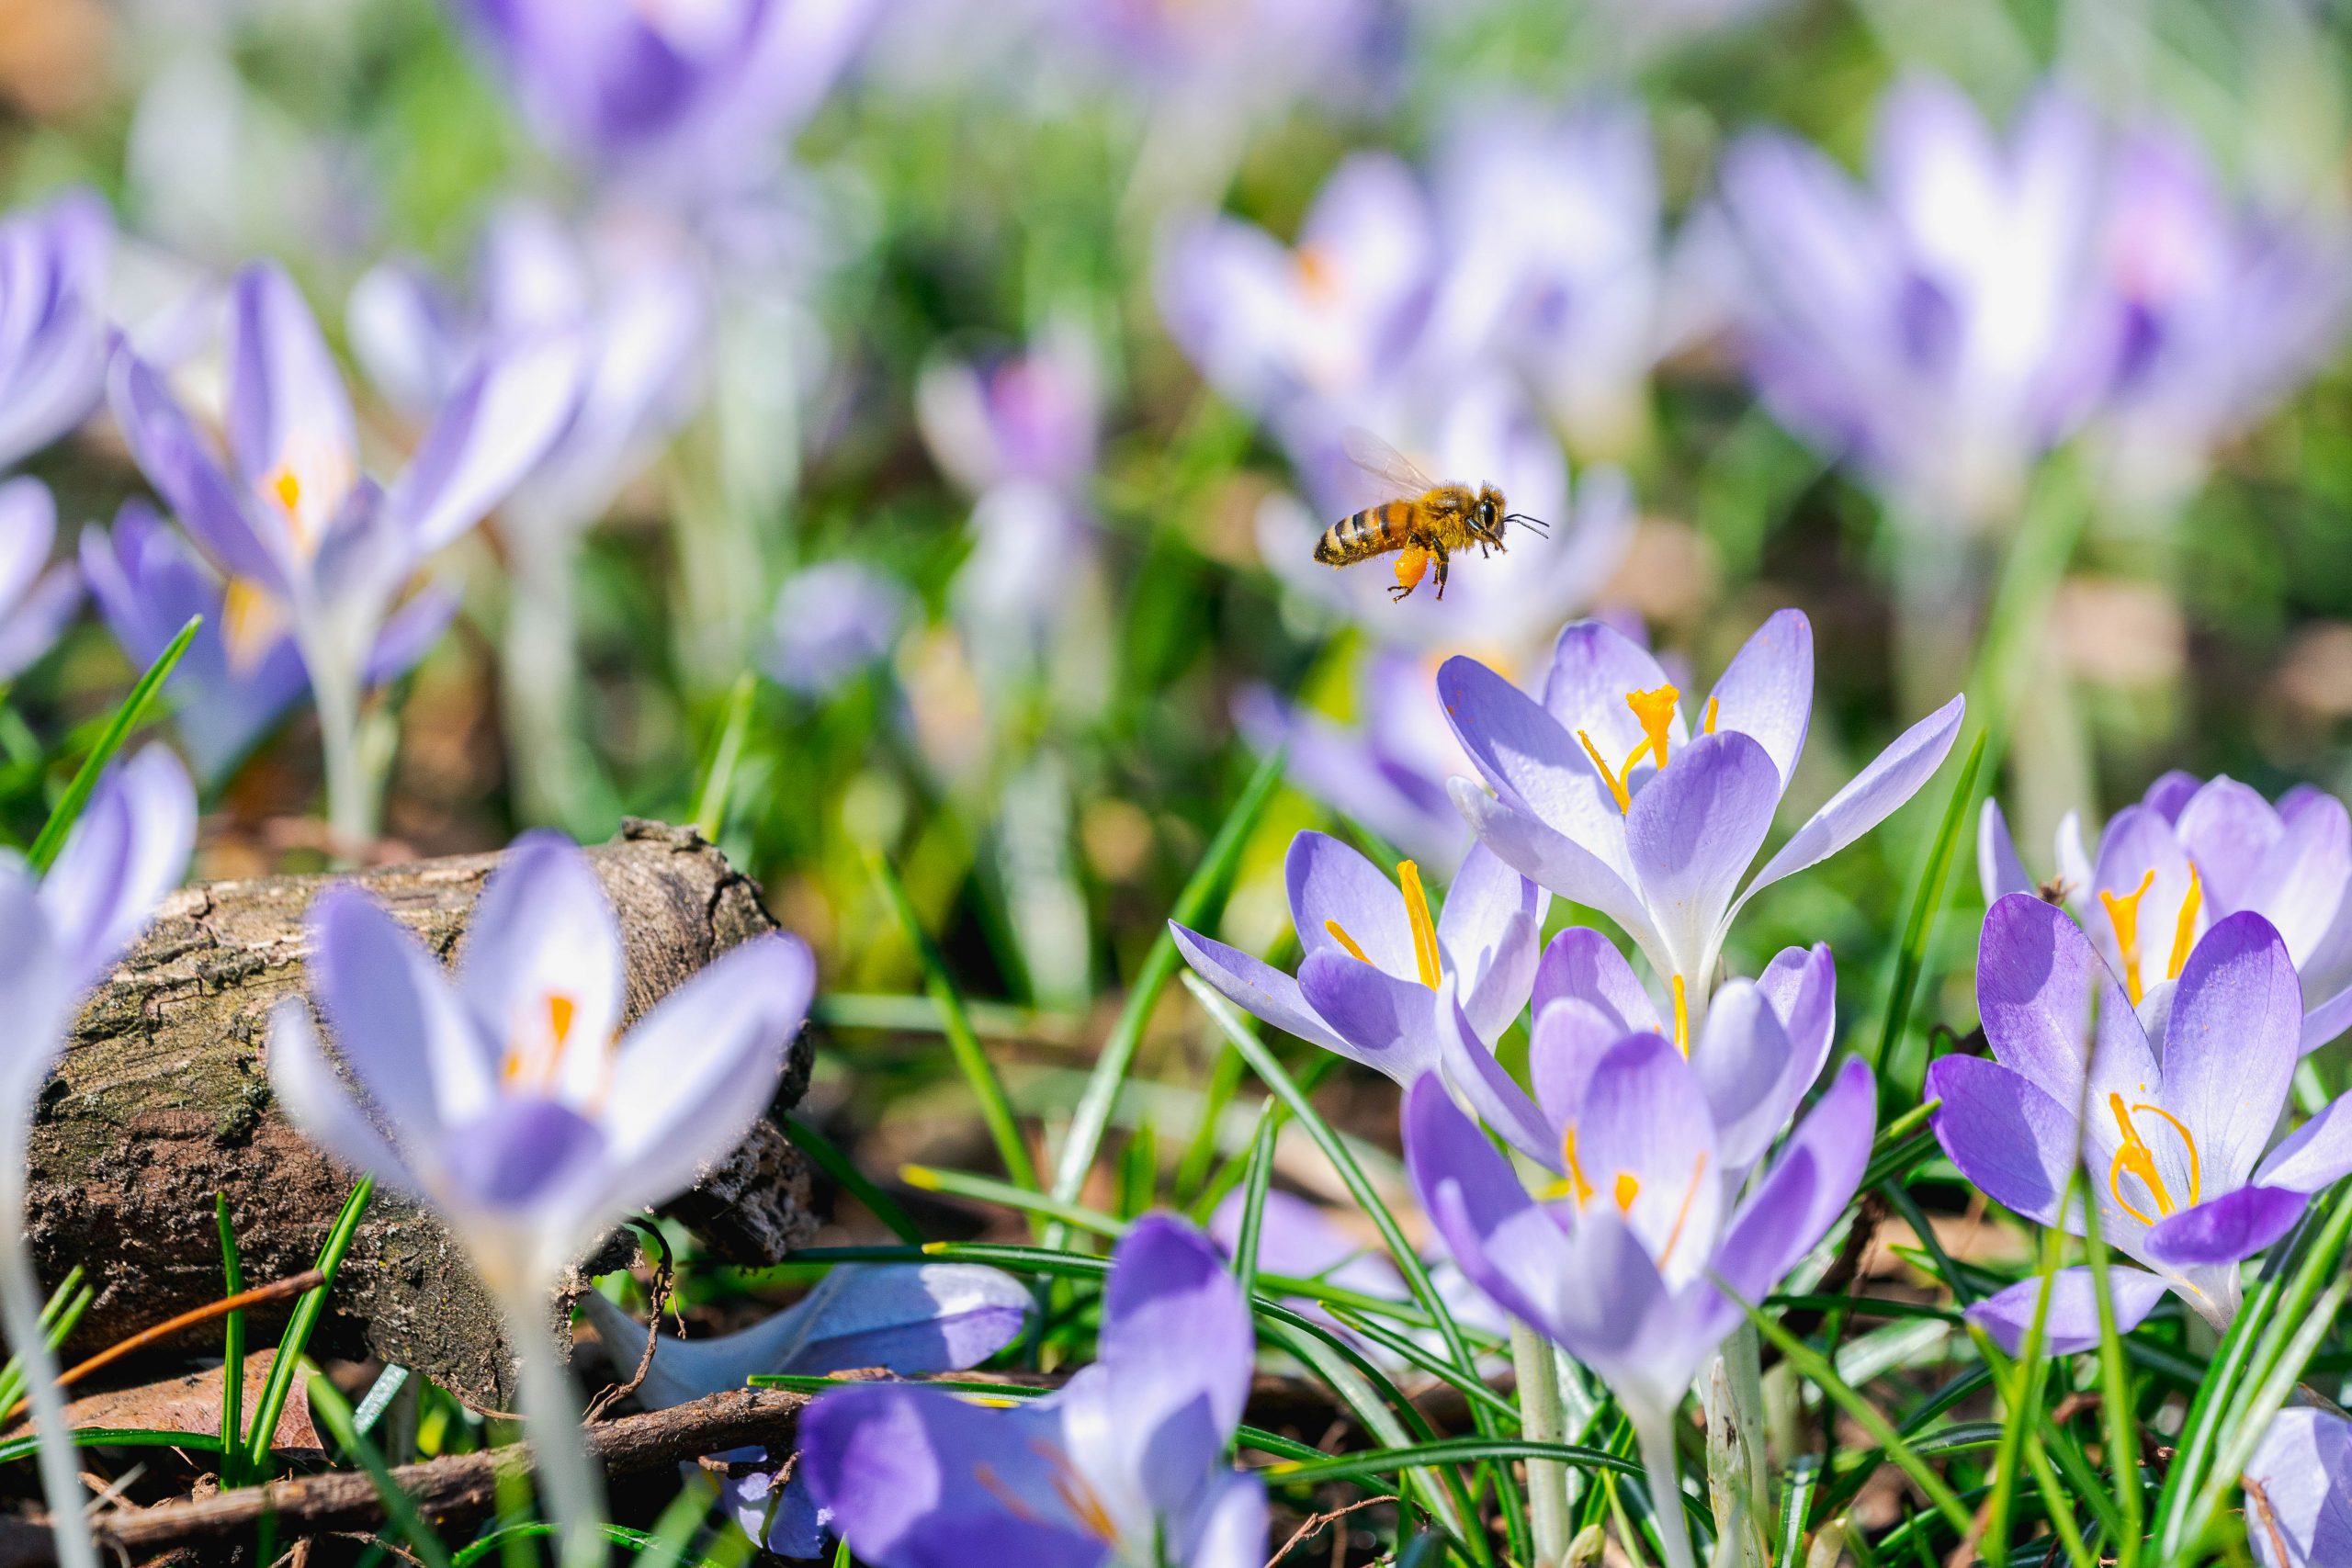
[1657,1152,1708,1269]
[1397,860,1441,991]
[1611,1171,1640,1213]
[1671,976,1689,1056]
[548,993,576,1048]
[1033,1441,1121,1543]
[1577,728,1634,813]
[1324,919,1371,964]
[1559,1126,1595,1207]
[1295,243,1340,305]
[270,467,301,513]
[2098,868,2158,1005]
[2106,1092,2180,1224]
[220,577,282,675]
[1625,684,1680,772]
[2133,1101,2201,1206]
[1702,696,1719,735]
[2166,863,2203,982]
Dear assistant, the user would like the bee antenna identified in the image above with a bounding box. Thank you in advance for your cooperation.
[1506,513,1551,536]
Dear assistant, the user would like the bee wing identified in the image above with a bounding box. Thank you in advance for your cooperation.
[1340,426,1441,506]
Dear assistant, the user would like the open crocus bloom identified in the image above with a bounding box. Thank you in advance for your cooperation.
[1406,1043,1875,1438]
[0,479,83,685]
[915,316,1101,501]
[2245,1408,2352,1568]
[1440,611,1963,1033]
[1528,928,1836,1190]
[578,1263,1034,1559]
[802,1213,1266,1568]
[1172,831,1557,1163]
[266,830,816,1303]
[0,188,111,472]
[1930,897,2352,1346]
[1981,772,2352,1051]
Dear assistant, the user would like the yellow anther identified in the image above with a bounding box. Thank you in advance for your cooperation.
[1611,1171,1640,1213]
[1625,684,1680,772]
[1671,976,1689,1057]
[1324,919,1371,965]
[2106,1092,2182,1224]
[2134,1100,2201,1206]
[220,577,281,675]
[1577,728,1634,813]
[1295,244,1340,305]
[1397,860,1441,991]
[1703,696,1720,735]
[2166,863,2203,983]
[1033,1441,1121,1544]
[1559,1126,1595,1207]
[270,467,301,513]
[547,993,577,1049]
[1657,1152,1708,1269]
[2099,868,2158,1005]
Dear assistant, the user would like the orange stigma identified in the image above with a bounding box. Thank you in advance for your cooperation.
[2099,869,2157,1004]
[2165,863,2203,982]
[2106,1092,2200,1224]
[1577,685,1683,815]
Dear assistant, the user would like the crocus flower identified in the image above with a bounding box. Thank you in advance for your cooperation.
[448,0,879,199]
[0,746,196,1568]
[1980,772,2352,1050]
[801,1213,1266,1568]
[1172,831,1558,1163]
[1439,611,1964,1035]
[266,830,816,1568]
[80,500,453,786]
[1718,77,2114,529]
[0,189,111,471]
[1406,1049,1877,1568]
[915,316,1098,500]
[2245,1408,2352,1568]
[1930,897,2352,1345]
[766,560,910,699]
[0,479,84,683]
[108,261,585,841]
[578,1263,1034,1558]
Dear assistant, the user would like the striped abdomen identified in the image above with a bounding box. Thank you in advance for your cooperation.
[1317,501,1414,565]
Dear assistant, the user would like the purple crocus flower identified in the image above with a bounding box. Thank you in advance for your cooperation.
[0,479,84,683]
[0,188,111,471]
[1929,897,2352,1345]
[267,830,816,1568]
[578,1263,1034,1558]
[448,0,879,199]
[1718,76,2114,529]
[916,316,1099,500]
[0,746,195,1568]
[803,1213,1264,1568]
[108,261,585,841]
[1981,772,2352,1051]
[765,560,910,699]
[1172,831,1559,1164]
[2245,1408,2352,1568]
[1406,1050,1877,1568]
[1439,611,1964,1038]
[80,500,453,787]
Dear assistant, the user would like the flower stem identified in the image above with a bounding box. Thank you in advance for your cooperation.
[501,541,611,836]
[1634,1411,1698,1568]
[0,1184,96,1568]
[1512,1322,1573,1567]
[504,1297,607,1568]
[304,642,376,864]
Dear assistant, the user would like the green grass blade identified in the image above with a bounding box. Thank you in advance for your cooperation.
[245,1176,374,1472]
[0,1269,90,1420]
[781,1116,926,1246]
[307,1359,455,1568]
[0,1427,228,1465]
[869,851,1040,1198]
[1047,746,1286,1213]
[1872,728,1985,1077]
[28,615,199,872]
[452,1523,671,1568]
[899,1164,1124,1237]
[1171,1042,1246,1208]
[215,1192,246,1490]
[1229,1105,1278,1308]
[2080,1181,2144,1567]
[692,671,757,840]
[1261,1438,1709,1523]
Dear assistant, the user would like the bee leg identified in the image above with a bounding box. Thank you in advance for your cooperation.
[1389,547,1429,602]
[1432,545,1451,601]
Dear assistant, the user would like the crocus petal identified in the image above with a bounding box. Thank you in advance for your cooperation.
[1295,949,1445,1083]
[2245,1408,2352,1568]
[800,1384,1106,1568]
[1404,1072,1575,1338]
[1089,1214,1252,1515]
[308,885,497,1141]
[1287,829,1417,976]
[1540,619,1679,776]
[2143,771,2200,822]
[1532,925,1661,1032]
[1978,798,2033,906]
[0,562,83,683]
[1692,980,1796,1178]
[2174,776,2281,919]
[1440,652,1630,877]
[0,477,55,609]
[2301,980,2352,1055]
[1728,1054,1876,1277]
[1925,1056,2075,1227]
[0,864,72,1119]
[1623,729,1781,982]
[1755,943,1837,1106]
[597,933,814,1217]
[364,582,460,687]
[2248,792,2352,968]
[1973,892,2154,1111]
[2255,1093,2352,1193]
[2158,910,2300,1189]
[107,345,286,591]
[1703,607,1812,789]
[1175,1469,1269,1568]
[1434,984,1560,1170]
[388,328,589,553]
[226,262,358,498]
[1573,1032,1723,1281]
[455,831,626,1107]
[1737,694,1965,907]
[1530,998,1639,1128]
[1451,781,1657,955]
[1439,841,1545,1043]
[38,744,195,990]
[2142,1184,2307,1267]
[1170,922,1350,1058]
[1962,1266,2169,1356]
[264,998,419,1195]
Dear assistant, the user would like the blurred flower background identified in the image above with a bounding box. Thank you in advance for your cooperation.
[4,0,2352,1360]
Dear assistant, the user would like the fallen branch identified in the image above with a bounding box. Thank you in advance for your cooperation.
[88,1387,811,1554]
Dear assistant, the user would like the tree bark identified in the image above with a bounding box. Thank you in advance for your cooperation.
[23,820,818,1408]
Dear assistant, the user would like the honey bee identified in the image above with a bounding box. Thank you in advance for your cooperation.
[1314,427,1548,602]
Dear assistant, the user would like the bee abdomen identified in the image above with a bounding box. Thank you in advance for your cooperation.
[1317,502,1402,565]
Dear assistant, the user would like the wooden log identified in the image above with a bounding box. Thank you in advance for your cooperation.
[23,820,818,1408]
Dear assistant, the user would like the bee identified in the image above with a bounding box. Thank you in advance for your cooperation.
[1314,427,1548,602]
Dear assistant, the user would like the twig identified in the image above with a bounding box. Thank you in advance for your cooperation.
[2,1273,325,1426]
[586,1231,674,1423]
[1266,1494,1397,1567]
